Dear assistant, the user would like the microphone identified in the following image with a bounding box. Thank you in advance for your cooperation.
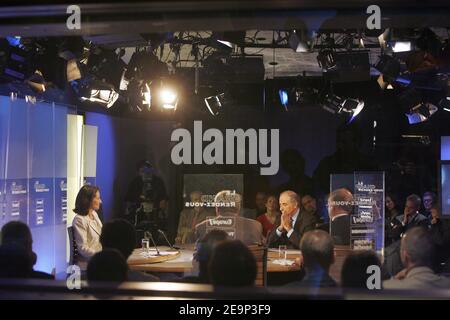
[145,231,160,256]
[158,229,180,250]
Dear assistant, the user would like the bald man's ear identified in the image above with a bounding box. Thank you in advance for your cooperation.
[332,251,336,265]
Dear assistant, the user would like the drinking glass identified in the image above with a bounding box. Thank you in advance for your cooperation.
[278,245,287,260]
[141,238,150,256]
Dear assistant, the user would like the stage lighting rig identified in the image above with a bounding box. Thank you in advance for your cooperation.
[288,30,311,53]
[375,55,401,89]
[322,93,365,123]
[72,77,119,109]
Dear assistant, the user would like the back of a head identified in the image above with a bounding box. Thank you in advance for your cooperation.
[195,230,229,280]
[401,227,434,268]
[100,219,136,259]
[0,243,33,278]
[209,240,256,287]
[341,250,381,288]
[87,249,128,283]
[1,221,33,251]
[214,190,242,216]
[300,230,334,270]
[329,188,354,216]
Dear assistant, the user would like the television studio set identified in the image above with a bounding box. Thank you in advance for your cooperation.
[0,0,449,308]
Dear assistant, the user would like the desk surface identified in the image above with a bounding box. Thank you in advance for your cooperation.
[128,246,353,284]
[128,246,302,274]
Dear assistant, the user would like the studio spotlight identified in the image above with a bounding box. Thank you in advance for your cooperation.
[322,94,365,123]
[288,30,310,53]
[278,89,289,108]
[159,87,178,110]
[326,50,370,83]
[389,41,412,53]
[322,94,344,114]
[142,83,151,107]
[66,58,82,82]
[342,98,365,123]
[204,92,231,116]
[317,48,336,71]
[439,97,450,112]
[126,79,151,112]
[86,47,126,89]
[26,70,46,92]
[398,86,437,124]
[405,102,438,124]
[375,55,401,89]
[75,78,119,108]
[205,93,224,116]
[378,28,390,48]
[125,49,169,81]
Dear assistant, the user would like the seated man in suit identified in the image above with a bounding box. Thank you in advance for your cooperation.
[391,194,429,241]
[328,188,353,246]
[195,190,263,246]
[267,190,318,249]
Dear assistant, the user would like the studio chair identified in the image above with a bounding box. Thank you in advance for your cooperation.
[248,245,268,287]
[67,226,79,265]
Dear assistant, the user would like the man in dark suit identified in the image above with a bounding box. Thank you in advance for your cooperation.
[195,190,263,246]
[391,194,429,241]
[328,188,353,246]
[267,190,317,249]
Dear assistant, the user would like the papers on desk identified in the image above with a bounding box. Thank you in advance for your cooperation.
[272,259,296,266]
[139,250,179,257]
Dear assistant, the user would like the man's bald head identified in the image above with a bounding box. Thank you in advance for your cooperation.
[214,190,242,216]
[300,230,334,270]
[279,190,300,217]
[328,188,354,219]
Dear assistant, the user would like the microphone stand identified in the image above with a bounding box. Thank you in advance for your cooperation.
[146,231,161,256]
[158,229,180,250]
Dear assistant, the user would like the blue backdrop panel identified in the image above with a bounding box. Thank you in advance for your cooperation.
[85,112,116,222]
[54,105,69,277]
[0,96,69,275]
[28,101,55,273]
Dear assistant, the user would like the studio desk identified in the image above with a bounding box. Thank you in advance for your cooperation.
[127,245,353,285]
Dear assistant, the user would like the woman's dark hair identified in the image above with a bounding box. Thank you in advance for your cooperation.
[73,185,100,216]
[386,193,400,211]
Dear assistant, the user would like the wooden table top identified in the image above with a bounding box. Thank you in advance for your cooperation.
[128,246,302,273]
